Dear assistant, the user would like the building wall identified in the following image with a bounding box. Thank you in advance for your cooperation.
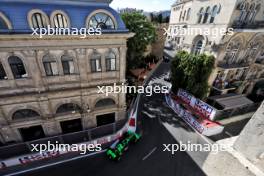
[0,0,132,144]
[167,0,264,97]
[0,35,130,143]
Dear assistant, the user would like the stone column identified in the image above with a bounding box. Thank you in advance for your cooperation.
[234,101,264,172]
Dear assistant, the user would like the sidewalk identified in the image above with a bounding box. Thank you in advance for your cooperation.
[218,112,254,125]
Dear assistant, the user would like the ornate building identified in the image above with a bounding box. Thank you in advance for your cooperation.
[167,0,264,98]
[0,0,132,144]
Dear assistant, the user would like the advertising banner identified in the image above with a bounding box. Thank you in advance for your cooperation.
[177,89,216,120]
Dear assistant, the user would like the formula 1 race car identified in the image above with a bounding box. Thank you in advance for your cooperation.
[106,131,141,161]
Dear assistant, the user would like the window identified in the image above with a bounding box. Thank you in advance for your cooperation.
[224,39,242,64]
[96,113,115,127]
[95,98,116,108]
[210,5,218,23]
[186,8,191,21]
[193,40,203,55]
[56,103,82,114]
[239,2,249,22]
[248,4,260,23]
[0,63,7,80]
[243,41,260,63]
[31,12,48,28]
[197,8,204,23]
[53,13,68,28]
[0,15,8,29]
[61,55,75,75]
[203,7,211,24]
[43,55,59,76]
[88,12,115,29]
[60,119,83,134]
[90,52,102,72]
[245,3,255,22]
[179,11,182,22]
[12,109,40,120]
[105,52,116,71]
[8,56,27,79]
[182,10,186,21]
[19,125,45,142]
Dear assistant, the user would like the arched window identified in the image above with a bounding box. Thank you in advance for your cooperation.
[0,12,10,29]
[210,5,218,23]
[224,38,242,64]
[249,4,260,23]
[242,40,261,63]
[95,98,116,108]
[179,11,182,22]
[0,62,7,80]
[8,56,27,79]
[43,55,59,76]
[245,3,255,22]
[197,8,204,23]
[186,8,191,21]
[193,40,203,55]
[31,12,48,29]
[90,51,102,72]
[61,55,75,75]
[56,103,82,114]
[53,13,69,28]
[203,7,211,24]
[182,10,187,21]
[12,109,40,120]
[105,52,116,71]
[88,12,115,29]
[239,2,249,22]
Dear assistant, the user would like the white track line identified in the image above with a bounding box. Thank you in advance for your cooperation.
[142,147,157,161]
[225,131,234,137]
[5,150,106,176]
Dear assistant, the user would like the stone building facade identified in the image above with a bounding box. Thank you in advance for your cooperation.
[167,0,264,97]
[0,0,132,144]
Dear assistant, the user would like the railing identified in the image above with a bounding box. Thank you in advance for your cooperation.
[0,119,127,159]
[232,21,264,29]
[217,61,250,69]
[214,102,260,121]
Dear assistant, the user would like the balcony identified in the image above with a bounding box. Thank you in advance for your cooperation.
[217,61,250,69]
[232,21,264,31]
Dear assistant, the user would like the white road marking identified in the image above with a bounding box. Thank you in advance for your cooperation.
[142,147,157,161]
[5,150,106,176]
[225,131,233,137]
[142,111,156,118]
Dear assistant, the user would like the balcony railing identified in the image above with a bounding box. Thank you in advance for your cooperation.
[232,21,264,30]
[217,61,250,69]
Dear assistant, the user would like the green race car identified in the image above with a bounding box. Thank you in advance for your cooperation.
[106,131,141,161]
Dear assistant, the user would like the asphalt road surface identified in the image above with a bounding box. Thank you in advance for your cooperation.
[16,61,206,176]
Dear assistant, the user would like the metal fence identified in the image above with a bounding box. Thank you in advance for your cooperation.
[214,102,261,121]
[0,119,127,159]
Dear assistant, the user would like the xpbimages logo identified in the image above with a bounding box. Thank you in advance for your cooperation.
[31,25,102,38]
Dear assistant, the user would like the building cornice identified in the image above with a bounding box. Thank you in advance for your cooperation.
[0,0,113,6]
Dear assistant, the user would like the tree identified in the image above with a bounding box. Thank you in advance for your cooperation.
[150,13,154,22]
[157,14,163,23]
[164,16,170,23]
[121,12,156,69]
[171,51,215,99]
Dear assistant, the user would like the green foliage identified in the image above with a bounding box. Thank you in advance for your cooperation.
[121,12,156,69]
[150,13,170,23]
[171,51,215,99]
